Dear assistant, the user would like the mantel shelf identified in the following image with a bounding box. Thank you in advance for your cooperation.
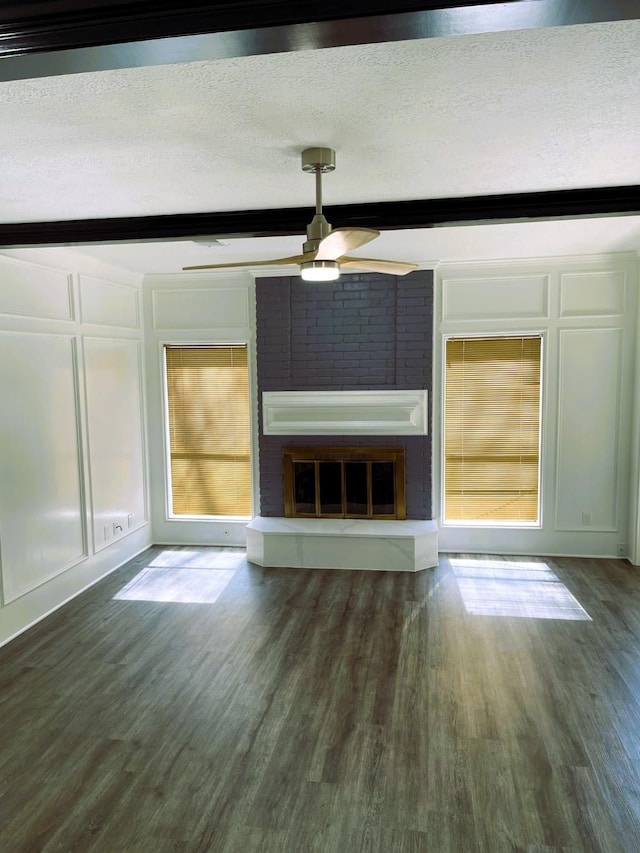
[262,390,428,435]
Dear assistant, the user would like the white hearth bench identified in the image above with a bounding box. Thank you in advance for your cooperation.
[246,516,438,572]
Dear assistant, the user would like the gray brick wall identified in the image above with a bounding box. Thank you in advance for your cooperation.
[256,271,433,518]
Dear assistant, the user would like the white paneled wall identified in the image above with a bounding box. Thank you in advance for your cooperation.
[83,338,147,549]
[0,255,73,320]
[0,251,150,647]
[79,274,140,328]
[435,253,639,559]
[151,285,251,332]
[555,328,622,532]
[1,246,637,649]
[442,272,549,320]
[0,333,85,602]
[143,272,256,546]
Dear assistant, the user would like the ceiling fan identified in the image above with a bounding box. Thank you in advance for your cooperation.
[183,148,418,280]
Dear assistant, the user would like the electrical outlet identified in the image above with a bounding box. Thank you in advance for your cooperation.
[617,544,626,557]
[581,512,592,526]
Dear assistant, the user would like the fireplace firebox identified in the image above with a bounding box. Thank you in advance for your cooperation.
[283,447,406,520]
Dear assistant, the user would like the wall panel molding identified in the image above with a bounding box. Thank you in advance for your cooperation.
[143,273,256,545]
[554,327,622,532]
[434,252,637,557]
[442,272,549,321]
[0,331,86,603]
[559,269,626,317]
[152,285,250,331]
[79,274,140,328]
[0,254,73,321]
[83,337,148,551]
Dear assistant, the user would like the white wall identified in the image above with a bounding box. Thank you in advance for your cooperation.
[143,271,256,546]
[5,245,636,648]
[434,253,639,560]
[0,249,151,647]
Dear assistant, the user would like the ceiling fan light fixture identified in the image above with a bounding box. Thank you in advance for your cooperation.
[300,260,340,282]
[182,148,416,276]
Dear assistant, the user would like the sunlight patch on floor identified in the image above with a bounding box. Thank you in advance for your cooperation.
[148,549,246,569]
[450,557,591,620]
[114,567,236,604]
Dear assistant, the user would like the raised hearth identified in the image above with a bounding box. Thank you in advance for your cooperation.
[246,516,438,573]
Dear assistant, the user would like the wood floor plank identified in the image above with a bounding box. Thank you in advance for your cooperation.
[1,546,640,851]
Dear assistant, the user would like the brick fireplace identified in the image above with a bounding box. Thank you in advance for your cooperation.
[249,271,436,571]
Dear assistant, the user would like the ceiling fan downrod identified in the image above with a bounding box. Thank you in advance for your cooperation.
[301,147,335,254]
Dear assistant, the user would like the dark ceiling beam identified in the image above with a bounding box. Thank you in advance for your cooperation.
[0,1,638,80]
[0,2,521,54]
[0,0,636,243]
[0,0,636,52]
[1,185,638,248]
[0,0,519,55]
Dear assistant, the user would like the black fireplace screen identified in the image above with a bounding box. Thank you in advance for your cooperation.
[283,448,405,519]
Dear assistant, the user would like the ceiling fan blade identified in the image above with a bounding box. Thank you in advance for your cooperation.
[183,253,311,271]
[339,257,419,276]
[315,227,380,260]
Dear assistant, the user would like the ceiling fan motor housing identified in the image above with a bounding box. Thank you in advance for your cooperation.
[301,147,336,173]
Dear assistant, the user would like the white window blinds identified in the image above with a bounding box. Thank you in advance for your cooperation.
[165,345,251,517]
[444,336,542,523]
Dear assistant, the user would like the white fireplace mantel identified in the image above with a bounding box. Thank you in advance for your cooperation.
[262,390,428,435]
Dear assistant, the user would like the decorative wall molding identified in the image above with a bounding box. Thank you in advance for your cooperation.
[83,337,148,551]
[0,254,73,321]
[0,332,85,603]
[554,327,622,532]
[434,252,638,559]
[144,274,256,545]
[262,390,428,435]
[0,247,150,649]
[559,269,626,317]
[442,273,549,321]
[79,275,140,328]
[152,286,250,330]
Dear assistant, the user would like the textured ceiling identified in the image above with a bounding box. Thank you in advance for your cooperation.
[0,18,639,271]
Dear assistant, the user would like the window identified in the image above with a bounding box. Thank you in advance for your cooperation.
[443,335,542,524]
[164,345,251,517]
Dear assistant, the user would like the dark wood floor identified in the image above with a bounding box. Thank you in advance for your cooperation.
[1,548,640,852]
